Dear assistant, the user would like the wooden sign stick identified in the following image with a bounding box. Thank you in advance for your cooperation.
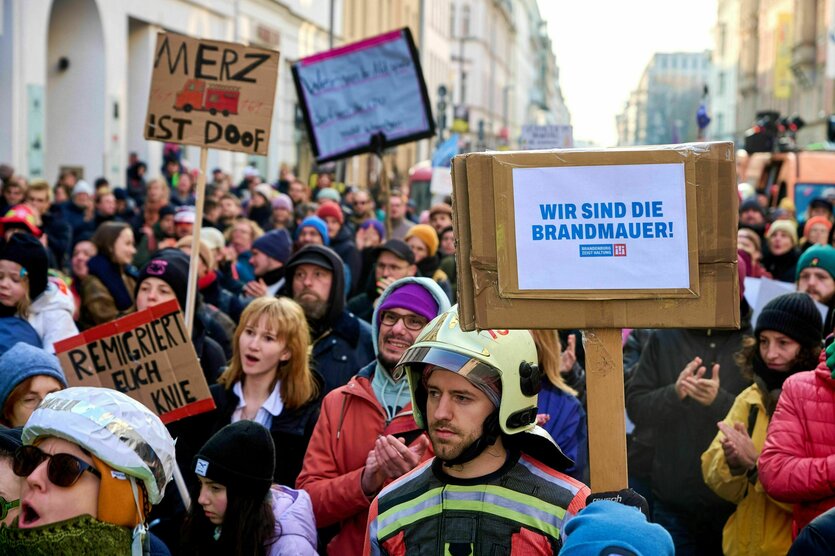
[583,328,628,491]
[184,147,208,337]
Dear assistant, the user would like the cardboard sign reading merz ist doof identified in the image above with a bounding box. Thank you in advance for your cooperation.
[53,300,215,424]
[292,28,435,162]
[144,32,279,155]
[452,142,739,330]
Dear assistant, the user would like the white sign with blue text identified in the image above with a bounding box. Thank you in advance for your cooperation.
[512,163,690,291]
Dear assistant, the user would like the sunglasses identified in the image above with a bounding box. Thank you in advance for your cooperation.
[13,445,102,487]
[0,496,18,520]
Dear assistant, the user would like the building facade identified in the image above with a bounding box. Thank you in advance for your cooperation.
[616,51,712,146]
[710,0,742,142]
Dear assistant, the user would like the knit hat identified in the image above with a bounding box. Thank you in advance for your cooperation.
[378,282,439,324]
[406,224,440,257]
[429,203,453,218]
[136,248,190,311]
[72,180,93,197]
[316,200,344,225]
[739,197,765,216]
[254,183,273,202]
[295,216,330,246]
[755,292,823,348]
[158,204,177,218]
[804,215,833,238]
[193,421,275,498]
[797,245,835,281]
[360,219,385,241]
[316,188,341,203]
[0,342,67,407]
[0,205,42,238]
[766,219,798,246]
[174,206,196,225]
[271,193,293,212]
[374,239,415,265]
[252,229,292,265]
[560,500,674,556]
[175,236,215,270]
[0,233,49,300]
[200,227,226,251]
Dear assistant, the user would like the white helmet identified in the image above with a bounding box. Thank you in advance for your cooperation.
[22,387,176,505]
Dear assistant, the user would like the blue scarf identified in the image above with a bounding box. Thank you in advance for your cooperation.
[87,254,133,311]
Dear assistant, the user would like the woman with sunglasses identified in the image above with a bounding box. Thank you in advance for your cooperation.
[181,420,317,555]
[0,342,66,427]
[0,387,177,555]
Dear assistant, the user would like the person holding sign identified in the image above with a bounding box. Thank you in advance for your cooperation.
[0,387,176,555]
[364,305,590,554]
[701,292,823,555]
[181,421,317,555]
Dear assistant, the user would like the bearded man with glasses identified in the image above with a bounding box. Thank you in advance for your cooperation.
[297,277,450,555]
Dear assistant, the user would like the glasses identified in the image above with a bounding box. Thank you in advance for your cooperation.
[380,311,429,331]
[13,445,102,487]
[0,496,19,520]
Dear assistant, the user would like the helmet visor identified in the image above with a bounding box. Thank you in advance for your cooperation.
[397,346,500,387]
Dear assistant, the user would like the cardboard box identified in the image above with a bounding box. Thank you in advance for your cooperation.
[453,142,739,331]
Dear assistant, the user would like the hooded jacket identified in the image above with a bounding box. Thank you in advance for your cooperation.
[759,359,835,537]
[295,277,450,556]
[267,485,318,555]
[28,279,79,353]
[281,245,374,394]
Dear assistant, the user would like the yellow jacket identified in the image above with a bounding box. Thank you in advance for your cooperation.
[701,383,793,556]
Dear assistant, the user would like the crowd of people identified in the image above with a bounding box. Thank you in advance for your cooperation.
[0,152,833,554]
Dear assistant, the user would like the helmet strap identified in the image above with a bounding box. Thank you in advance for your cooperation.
[441,409,501,468]
[130,477,148,556]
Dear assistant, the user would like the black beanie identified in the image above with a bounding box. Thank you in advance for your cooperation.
[0,233,48,300]
[755,292,823,348]
[136,248,190,311]
[193,421,275,498]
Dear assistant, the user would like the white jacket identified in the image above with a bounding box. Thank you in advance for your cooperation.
[28,280,79,353]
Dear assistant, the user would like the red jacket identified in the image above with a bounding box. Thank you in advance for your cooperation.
[759,361,835,537]
[296,366,431,556]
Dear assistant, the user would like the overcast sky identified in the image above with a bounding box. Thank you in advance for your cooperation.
[538,0,718,146]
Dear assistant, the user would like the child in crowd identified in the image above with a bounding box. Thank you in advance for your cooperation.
[0,233,78,352]
[181,421,317,555]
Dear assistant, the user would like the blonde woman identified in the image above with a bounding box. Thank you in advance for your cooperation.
[173,296,321,488]
[531,329,588,481]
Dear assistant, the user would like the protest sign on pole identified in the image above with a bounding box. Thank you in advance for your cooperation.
[451,142,738,491]
[143,31,280,334]
[53,299,215,424]
[291,28,435,163]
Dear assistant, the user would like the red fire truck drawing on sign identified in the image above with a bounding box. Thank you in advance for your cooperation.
[174,79,240,116]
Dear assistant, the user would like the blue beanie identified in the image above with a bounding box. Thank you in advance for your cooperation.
[252,229,293,265]
[561,501,674,556]
[0,342,67,406]
[295,216,330,246]
[360,219,386,240]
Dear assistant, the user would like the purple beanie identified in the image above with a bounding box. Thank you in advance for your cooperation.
[360,219,385,240]
[378,283,439,324]
[271,193,293,212]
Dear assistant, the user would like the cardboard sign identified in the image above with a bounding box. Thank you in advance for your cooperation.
[519,125,574,149]
[144,32,280,155]
[292,28,435,162]
[452,142,738,329]
[512,163,690,291]
[54,300,215,424]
